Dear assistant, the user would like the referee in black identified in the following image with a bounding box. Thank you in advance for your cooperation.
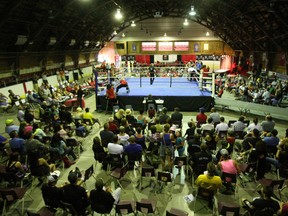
[148,63,156,85]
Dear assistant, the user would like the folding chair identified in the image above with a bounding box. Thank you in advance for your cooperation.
[82,118,93,130]
[106,154,124,172]
[256,178,285,201]
[156,171,173,200]
[139,166,156,191]
[115,200,136,215]
[0,187,33,215]
[59,200,78,215]
[217,201,240,216]
[173,156,188,185]
[66,138,81,157]
[238,162,257,187]
[166,208,188,216]
[82,164,96,188]
[136,199,158,215]
[221,172,238,199]
[193,187,215,215]
[110,162,130,189]
[26,207,56,216]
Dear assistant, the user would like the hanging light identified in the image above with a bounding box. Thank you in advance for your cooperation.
[131,21,136,27]
[189,6,196,16]
[206,31,210,36]
[113,30,117,35]
[183,19,189,26]
[115,9,123,20]
[122,33,125,37]
[164,33,167,37]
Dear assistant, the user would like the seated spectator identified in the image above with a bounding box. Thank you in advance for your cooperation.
[242,186,280,215]
[215,117,229,135]
[108,117,118,134]
[107,135,124,157]
[201,117,214,133]
[90,178,121,214]
[33,122,47,140]
[134,127,146,150]
[195,162,222,208]
[124,135,143,156]
[5,119,19,135]
[184,121,196,142]
[92,136,107,163]
[204,130,218,151]
[136,109,147,129]
[118,126,129,147]
[73,107,83,120]
[120,118,135,136]
[263,129,279,154]
[217,149,240,175]
[62,171,89,215]
[114,109,125,126]
[8,89,20,106]
[17,105,25,123]
[240,129,261,152]
[232,116,246,133]
[82,107,101,127]
[146,125,161,153]
[266,137,288,171]
[6,153,28,181]
[41,170,62,209]
[158,107,169,124]
[100,123,114,148]
[125,109,136,125]
[247,117,262,133]
[190,143,212,176]
[9,130,26,158]
[261,115,275,133]
[154,117,163,133]
[196,107,207,128]
[0,92,11,112]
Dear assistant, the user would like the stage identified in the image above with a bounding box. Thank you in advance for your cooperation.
[97,77,214,112]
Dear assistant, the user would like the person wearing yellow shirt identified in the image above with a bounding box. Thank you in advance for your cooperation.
[195,162,222,208]
[82,107,101,127]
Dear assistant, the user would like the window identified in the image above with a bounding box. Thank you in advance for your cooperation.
[204,43,209,51]
[142,42,156,51]
[158,42,173,51]
[174,42,189,51]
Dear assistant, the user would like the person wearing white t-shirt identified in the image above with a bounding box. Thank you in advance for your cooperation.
[215,117,229,134]
[107,135,124,157]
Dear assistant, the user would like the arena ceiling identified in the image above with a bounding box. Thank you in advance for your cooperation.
[0,0,287,54]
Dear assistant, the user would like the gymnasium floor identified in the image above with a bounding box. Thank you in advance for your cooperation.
[0,90,287,215]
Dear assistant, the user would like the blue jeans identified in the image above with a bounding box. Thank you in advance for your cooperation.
[266,157,280,168]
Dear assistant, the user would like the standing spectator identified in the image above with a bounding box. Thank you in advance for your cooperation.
[8,90,20,106]
[175,130,185,156]
[76,87,84,109]
[184,121,196,141]
[106,84,117,112]
[171,107,183,127]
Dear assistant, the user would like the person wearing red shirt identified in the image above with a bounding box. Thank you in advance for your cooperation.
[196,107,207,128]
[106,84,116,112]
[116,78,130,94]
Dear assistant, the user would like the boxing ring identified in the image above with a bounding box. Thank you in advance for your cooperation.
[95,66,226,111]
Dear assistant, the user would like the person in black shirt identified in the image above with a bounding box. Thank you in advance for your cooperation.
[90,178,121,214]
[41,171,62,210]
[62,172,89,215]
[191,143,212,177]
[100,123,114,148]
[242,186,280,215]
[148,63,156,85]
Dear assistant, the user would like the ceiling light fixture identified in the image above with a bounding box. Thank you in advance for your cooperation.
[206,31,210,36]
[189,6,196,16]
[131,21,136,27]
[113,30,117,35]
[164,33,167,37]
[122,33,125,37]
[183,19,189,26]
[115,9,123,20]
